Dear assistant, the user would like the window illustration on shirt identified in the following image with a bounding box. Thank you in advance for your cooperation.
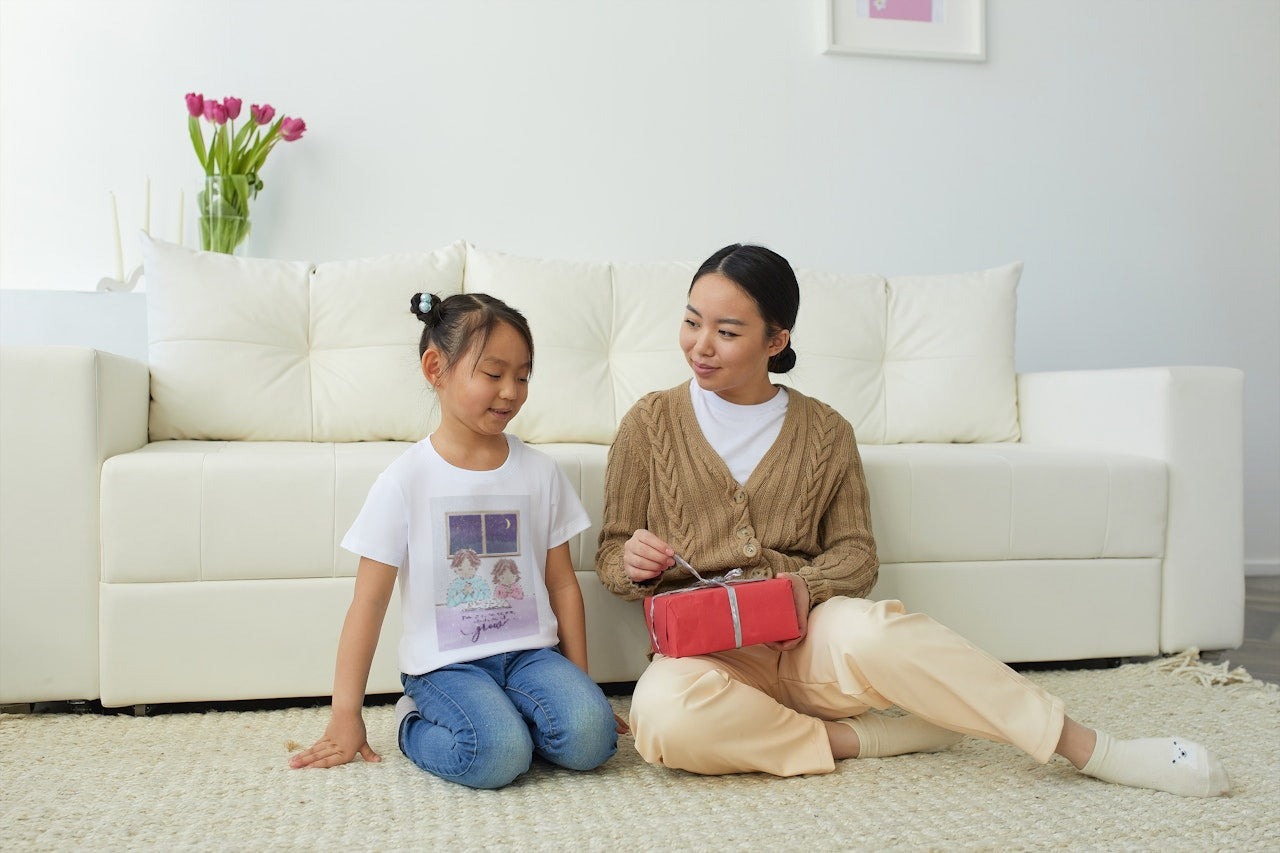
[433,495,540,651]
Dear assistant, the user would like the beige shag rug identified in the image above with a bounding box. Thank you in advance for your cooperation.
[3,651,1278,852]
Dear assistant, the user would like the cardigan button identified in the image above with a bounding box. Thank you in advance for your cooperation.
[743,541,758,557]
[733,490,746,504]
[737,526,752,539]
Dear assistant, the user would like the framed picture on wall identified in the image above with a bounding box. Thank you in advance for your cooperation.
[825,0,986,62]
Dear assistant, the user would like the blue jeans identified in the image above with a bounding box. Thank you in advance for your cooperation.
[399,647,617,789]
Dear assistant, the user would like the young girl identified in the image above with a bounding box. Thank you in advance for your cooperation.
[597,243,1231,798]
[290,292,619,789]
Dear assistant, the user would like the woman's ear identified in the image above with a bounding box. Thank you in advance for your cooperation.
[421,348,445,387]
[768,328,790,357]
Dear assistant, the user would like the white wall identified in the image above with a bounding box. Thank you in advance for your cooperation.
[1,0,1277,572]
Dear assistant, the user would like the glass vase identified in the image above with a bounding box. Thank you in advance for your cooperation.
[198,174,253,254]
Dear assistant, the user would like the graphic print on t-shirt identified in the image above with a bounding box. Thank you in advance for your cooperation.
[433,495,539,651]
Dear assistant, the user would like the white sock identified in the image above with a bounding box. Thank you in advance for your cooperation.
[395,694,417,731]
[1080,730,1230,797]
[838,713,964,758]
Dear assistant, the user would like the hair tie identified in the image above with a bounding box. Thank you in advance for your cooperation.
[411,292,434,318]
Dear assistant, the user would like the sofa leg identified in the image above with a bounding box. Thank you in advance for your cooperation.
[133,704,149,717]
[0,703,32,715]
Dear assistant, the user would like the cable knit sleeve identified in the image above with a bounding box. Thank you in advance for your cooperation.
[794,418,879,606]
[752,396,878,608]
[595,399,660,601]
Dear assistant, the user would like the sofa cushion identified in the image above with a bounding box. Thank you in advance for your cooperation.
[141,235,465,442]
[465,246,698,444]
[144,237,1019,445]
[788,268,890,441]
[100,440,610,584]
[882,263,1022,443]
[142,237,313,441]
[309,250,461,441]
[608,260,703,425]
[464,245,1020,445]
[860,443,1166,562]
[102,441,1164,584]
[460,245,620,444]
[100,441,411,582]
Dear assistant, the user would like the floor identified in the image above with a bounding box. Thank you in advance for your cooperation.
[1200,574,1280,684]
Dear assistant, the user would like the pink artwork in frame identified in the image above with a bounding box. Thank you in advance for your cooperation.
[826,0,985,62]
[868,0,937,23]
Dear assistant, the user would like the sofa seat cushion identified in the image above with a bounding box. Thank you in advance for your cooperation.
[101,440,611,584]
[102,440,1164,584]
[861,444,1167,563]
[101,441,411,583]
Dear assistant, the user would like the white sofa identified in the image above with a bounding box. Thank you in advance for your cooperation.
[0,237,1245,708]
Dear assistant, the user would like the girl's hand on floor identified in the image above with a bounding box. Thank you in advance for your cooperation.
[614,712,631,735]
[289,713,381,768]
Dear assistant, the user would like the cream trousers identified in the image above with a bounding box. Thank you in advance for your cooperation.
[630,596,1066,777]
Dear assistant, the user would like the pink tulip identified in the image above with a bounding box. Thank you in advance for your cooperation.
[222,97,242,120]
[203,99,218,121]
[279,117,307,142]
[206,102,228,124]
[185,92,204,117]
[250,103,275,125]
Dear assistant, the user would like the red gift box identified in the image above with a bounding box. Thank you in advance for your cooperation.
[644,576,801,657]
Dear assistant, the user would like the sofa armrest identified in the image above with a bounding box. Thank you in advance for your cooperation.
[0,346,149,703]
[1017,367,1244,653]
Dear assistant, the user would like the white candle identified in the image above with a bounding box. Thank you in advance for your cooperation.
[110,191,123,280]
[177,189,184,245]
[144,176,151,235]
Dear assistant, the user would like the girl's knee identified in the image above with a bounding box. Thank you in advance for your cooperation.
[552,701,616,768]
[457,726,535,789]
[469,752,534,789]
[402,715,534,789]
[545,698,618,771]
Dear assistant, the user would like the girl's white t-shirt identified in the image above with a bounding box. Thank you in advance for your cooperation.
[342,433,590,676]
[689,380,789,486]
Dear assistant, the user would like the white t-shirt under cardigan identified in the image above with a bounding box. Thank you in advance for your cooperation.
[342,433,590,676]
[689,379,789,486]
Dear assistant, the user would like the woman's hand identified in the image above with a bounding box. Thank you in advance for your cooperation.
[288,712,381,769]
[766,572,811,652]
[614,712,631,734]
[623,529,674,583]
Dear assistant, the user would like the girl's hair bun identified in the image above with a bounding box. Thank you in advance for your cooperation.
[411,292,436,322]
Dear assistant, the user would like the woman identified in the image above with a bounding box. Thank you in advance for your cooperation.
[595,243,1229,797]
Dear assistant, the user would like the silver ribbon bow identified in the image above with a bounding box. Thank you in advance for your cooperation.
[648,562,747,652]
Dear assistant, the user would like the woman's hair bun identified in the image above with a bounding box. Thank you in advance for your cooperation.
[768,341,797,374]
[410,292,436,322]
